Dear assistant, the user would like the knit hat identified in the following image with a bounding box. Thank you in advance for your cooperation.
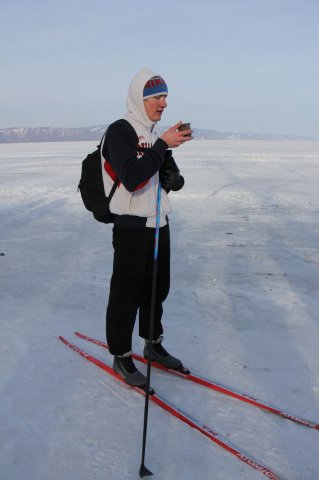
[143,76,168,99]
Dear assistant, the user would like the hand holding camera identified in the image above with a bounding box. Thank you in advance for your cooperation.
[161,121,193,148]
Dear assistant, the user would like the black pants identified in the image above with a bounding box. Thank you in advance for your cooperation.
[106,224,170,355]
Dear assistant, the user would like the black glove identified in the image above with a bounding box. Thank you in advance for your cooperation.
[159,151,185,192]
[160,169,184,191]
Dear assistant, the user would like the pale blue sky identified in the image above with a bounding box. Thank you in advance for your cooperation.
[1,0,318,136]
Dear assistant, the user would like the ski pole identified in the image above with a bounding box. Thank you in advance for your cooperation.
[139,181,162,478]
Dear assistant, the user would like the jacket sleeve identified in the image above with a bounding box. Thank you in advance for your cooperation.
[103,121,168,192]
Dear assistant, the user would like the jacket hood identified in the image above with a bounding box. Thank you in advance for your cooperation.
[125,67,165,128]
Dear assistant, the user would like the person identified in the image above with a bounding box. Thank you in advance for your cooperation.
[101,67,192,387]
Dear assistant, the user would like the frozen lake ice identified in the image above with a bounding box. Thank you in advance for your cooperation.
[1,139,319,480]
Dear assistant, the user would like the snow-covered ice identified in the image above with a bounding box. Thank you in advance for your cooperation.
[1,139,319,480]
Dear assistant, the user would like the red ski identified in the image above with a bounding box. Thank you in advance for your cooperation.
[59,335,278,480]
[75,331,319,430]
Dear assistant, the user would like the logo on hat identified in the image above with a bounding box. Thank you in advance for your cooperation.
[143,76,168,99]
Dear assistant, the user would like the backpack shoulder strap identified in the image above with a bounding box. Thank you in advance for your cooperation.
[108,177,119,201]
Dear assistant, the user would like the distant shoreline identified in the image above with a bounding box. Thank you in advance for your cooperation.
[0,126,315,143]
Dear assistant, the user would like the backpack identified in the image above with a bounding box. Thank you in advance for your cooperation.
[77,119,136,224]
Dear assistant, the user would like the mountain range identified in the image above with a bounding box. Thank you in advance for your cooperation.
[0,125,311,143]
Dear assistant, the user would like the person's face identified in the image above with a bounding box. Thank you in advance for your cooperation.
[143,95,167,122]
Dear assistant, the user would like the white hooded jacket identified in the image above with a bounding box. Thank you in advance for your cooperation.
[101,68,171,228]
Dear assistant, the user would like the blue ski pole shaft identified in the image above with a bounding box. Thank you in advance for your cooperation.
[139,182,162,477]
